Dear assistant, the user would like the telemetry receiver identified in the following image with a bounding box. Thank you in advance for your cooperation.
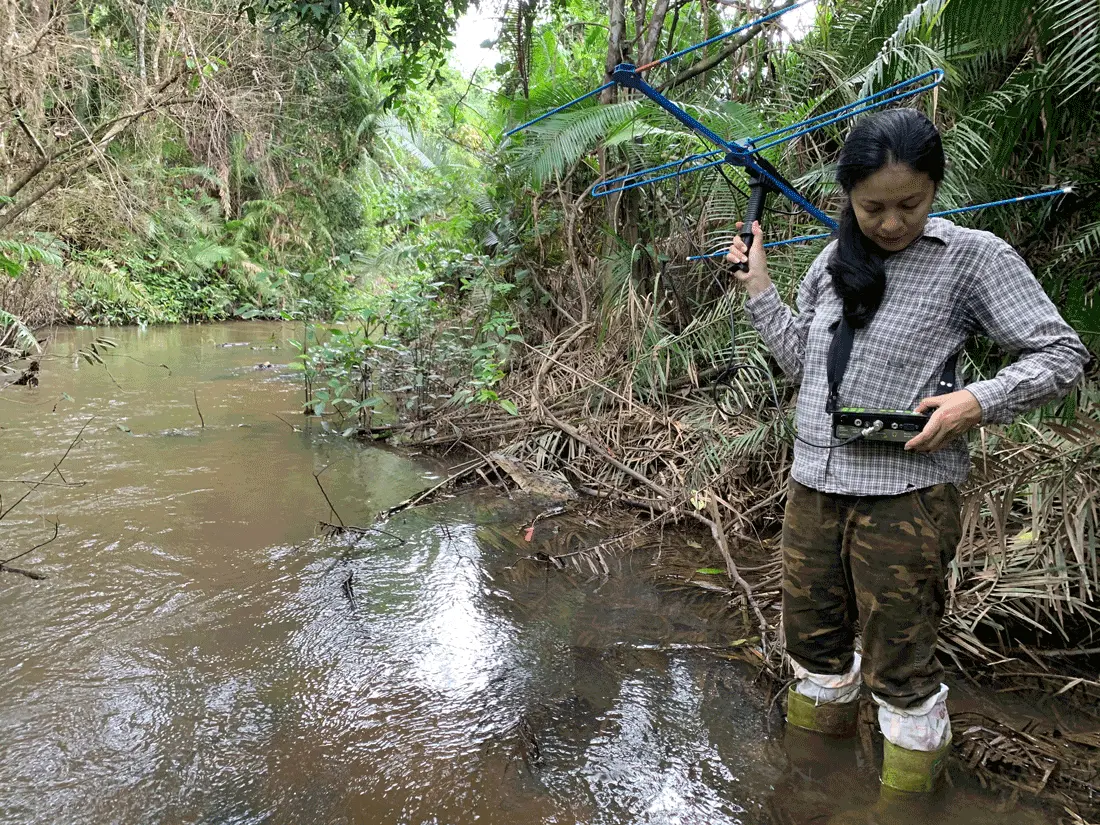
[832,408,928,443]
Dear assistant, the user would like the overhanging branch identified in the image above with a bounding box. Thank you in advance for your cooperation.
[655,0,797,93]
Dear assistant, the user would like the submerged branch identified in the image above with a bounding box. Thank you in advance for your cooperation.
[700,495,771,660]
[313,462,344,527]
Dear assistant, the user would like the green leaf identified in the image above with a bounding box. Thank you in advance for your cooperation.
[499,399,519,416]
[695,568,725,576]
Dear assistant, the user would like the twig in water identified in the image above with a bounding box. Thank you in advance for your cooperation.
[0,418,93,523]
[0,478,85,488]
[1,519,60,579]
[105,354,172,375]
[2,520,60,566]
[193,389,205,429]
[341,571,355,605]
[272,413,299,432]
[314,461,344,527]
[319,521,405,545]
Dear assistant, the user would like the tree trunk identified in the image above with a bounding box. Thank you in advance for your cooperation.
[602,0,628,101]
[135,0,148,87]
[600,0,629,243]
[640,0,669,67]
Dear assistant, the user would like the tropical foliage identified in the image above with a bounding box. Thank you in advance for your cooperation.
[429,0,1100,675]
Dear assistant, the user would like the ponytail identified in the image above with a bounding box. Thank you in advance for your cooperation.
[829,202,887,328]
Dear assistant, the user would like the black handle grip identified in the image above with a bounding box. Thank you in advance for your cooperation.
[736,182,768,273]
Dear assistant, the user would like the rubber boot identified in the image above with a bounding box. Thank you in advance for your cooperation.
[786,683,860,737]
[826,785,936,825]
[880,736,951,793]
[783,723,861,784]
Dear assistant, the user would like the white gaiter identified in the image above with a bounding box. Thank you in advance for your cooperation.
[791,652,862,704]
[873,683,951,751]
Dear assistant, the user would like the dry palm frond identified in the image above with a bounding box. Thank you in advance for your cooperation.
[944,413,1100,660]
[953,711,1100,819]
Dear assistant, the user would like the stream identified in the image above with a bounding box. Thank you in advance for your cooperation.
[0,323,1061,824]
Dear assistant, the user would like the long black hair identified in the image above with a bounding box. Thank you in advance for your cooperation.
[827,108,945,328]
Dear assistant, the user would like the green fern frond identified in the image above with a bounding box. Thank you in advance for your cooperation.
[1055,221,1100,266]
[0,309,40,353]
[0,238,62,278]
[68,257,163,320]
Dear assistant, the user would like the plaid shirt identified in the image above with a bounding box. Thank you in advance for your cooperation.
[745,217,1090,496]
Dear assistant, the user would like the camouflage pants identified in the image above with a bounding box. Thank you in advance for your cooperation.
[781,478,963,709]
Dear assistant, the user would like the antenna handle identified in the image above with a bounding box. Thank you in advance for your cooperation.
[737,176,769,273]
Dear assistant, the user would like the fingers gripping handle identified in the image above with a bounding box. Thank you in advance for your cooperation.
[737,181,768,273]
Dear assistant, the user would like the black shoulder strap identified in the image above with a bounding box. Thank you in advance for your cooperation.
[826,318,854,413]
[826,316,959,413]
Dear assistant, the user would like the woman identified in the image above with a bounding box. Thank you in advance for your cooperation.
[726,108,1089,793]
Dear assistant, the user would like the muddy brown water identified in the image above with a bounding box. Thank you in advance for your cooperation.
[0,323,1062,824]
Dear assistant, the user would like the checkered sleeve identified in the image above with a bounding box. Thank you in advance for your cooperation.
[743,248,829,385]
[963,244,1090,424]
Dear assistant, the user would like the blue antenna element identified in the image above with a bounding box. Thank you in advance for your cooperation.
[504,2,808,137]
[502,7,944,273]
[601,63,839,228]
[746,69,944,151]
[591,150,726,197]
[504,82,615,137]
[649,0,813,68]
[931,186,1073,218]
[684,187,1074,261]
[591,70,945,200]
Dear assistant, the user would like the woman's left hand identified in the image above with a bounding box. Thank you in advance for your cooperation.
[904,390,984,452]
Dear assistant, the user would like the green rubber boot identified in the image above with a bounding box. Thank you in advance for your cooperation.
[786,683,860,737]
[825,785,936,825]
[880,737,951,793]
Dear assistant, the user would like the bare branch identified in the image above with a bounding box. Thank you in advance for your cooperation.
[0,418,93,522]
[1,519,60,566]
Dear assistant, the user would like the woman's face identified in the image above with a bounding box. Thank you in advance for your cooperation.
[849,163,938,253]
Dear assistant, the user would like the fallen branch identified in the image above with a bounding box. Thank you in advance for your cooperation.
[700,495,771,660]
[0,563,48,580]
[319,521,405,545]
[539,407,672,504]
[376,457,488,519]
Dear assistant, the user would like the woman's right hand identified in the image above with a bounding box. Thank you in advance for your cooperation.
[727,220,772,298]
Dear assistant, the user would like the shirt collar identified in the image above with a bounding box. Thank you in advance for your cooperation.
[920,217,952,246]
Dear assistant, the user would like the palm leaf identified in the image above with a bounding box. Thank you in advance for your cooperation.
[514,100,645,185]
[0,309,40,354]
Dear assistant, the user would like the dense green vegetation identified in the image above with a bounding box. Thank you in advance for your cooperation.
[2,0,1099,674]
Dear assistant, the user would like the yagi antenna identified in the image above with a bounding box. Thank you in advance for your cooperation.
[685,187,1075,261]
[504,5,1057,268]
